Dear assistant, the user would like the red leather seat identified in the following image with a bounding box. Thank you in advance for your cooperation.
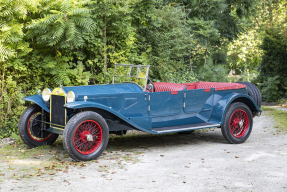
[152,82,186,94]
[195,82,245,91]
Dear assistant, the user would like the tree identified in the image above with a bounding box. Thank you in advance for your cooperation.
[0,0,38,137]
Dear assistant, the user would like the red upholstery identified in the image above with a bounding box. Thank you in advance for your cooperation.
[195,82,246,92]
[153,82,186,94]
[196,82,245,89]
[149,82,245,93]
[181,82,246,92]
[181,83,196,90]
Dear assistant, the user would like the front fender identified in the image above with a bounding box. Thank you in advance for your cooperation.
[209,93,262,126]
[65,101,154,134]
[24,95,50,113]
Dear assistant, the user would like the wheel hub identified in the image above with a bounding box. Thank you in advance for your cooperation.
[79,131,93,143]
[239,120,244,128]
[86,134,93,142]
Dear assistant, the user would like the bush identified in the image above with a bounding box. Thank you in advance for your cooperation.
[0,76,26,138]
[260,76,287,101]
[257,29,287,101]
[197,58,229,82]
[166,71,198,83]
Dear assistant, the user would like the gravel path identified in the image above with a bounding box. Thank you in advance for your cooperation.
[1,113,287,192]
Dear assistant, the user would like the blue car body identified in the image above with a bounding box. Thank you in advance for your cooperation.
[24,82,261,135]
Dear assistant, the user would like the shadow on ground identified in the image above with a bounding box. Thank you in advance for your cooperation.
[106,128,226,152]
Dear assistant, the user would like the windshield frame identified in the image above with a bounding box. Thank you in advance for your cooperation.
[112,64,150,90]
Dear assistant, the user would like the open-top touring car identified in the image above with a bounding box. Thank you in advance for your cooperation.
[19,64,262,161]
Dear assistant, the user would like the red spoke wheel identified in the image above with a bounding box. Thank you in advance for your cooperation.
[73,120,103,155]
[18,104,59,148]
[229,109,249,138]
[63,111,109,161]
[221,102,253,144]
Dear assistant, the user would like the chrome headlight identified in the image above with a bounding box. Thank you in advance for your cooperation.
[42,88,51,102]
[67,91,75,103]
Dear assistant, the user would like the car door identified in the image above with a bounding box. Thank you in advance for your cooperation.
[148,91,183,116]
[184,89,214,114]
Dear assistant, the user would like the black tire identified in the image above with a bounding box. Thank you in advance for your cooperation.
[178,130,194,134]
[221,102,253,144]
[18,104,59,148]
[63,111,109,161]
[236,81,261,108]
[249,83,262,108]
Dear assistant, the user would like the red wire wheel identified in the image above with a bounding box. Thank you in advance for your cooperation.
[73,120,103,155]
[27,112,52,142]
[229,109,249,138]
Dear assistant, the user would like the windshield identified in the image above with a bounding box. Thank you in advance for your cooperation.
[112,64,150,90]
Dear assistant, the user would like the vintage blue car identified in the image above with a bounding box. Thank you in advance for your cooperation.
[18,64,262,161]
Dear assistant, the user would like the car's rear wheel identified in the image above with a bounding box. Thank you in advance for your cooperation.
[18,104,58,148]
[63,111,109,161]
[221,102,253,144]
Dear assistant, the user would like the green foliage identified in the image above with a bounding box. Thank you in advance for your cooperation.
[166,71,198,84]
[197,58,229,82]
[260,76,287,102]
[135,3,194,81]
[27,0,95,49]
[0,73,26,138]
[257,28,287,101]
[258,30,287,79]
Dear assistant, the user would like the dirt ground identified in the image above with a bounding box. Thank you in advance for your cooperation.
[1,111,287,192]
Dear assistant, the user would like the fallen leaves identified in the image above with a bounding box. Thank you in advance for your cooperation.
[63,180,71,185]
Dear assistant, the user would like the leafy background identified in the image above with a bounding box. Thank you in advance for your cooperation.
[0,0,286,138]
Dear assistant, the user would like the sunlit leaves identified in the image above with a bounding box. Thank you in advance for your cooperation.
[27,0,96,49]
[0,43,13,62]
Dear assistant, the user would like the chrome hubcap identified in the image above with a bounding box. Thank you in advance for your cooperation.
[239,120,244,128]
[86,134,93,142]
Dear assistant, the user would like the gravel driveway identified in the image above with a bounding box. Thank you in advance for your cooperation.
[1,112,287,192]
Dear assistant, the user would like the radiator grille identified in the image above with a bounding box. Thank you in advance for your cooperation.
[51,95,66,126]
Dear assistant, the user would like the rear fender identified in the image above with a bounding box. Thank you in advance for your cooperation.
[65,101,153,133]
[209,93,262,126]
[24,95,50,113]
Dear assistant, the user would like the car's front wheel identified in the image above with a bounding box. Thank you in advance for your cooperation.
[18,104,58,148]
[221,102,253,144]
[63,111,109,161]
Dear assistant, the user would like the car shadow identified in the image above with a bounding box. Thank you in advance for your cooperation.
[106,129,227,151]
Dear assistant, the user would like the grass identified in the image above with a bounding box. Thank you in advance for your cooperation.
[262,106,287,133]
[276,98,287,106]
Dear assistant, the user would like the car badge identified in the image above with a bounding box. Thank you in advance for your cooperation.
[57,90,59,94]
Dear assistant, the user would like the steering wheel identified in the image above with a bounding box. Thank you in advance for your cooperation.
[147,78,155,92]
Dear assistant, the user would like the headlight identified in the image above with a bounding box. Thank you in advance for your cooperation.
[67,91,75,103]
[42,88,51,102]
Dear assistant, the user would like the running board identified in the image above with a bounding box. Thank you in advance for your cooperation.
[152,122,220,134]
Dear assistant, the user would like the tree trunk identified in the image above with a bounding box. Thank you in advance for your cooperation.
[103,16,107,79]
[189,54,192,71]
[0,65,5,125]
[204,48,208,67]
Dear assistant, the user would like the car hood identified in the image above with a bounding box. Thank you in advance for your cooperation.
[61,83,143,100]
